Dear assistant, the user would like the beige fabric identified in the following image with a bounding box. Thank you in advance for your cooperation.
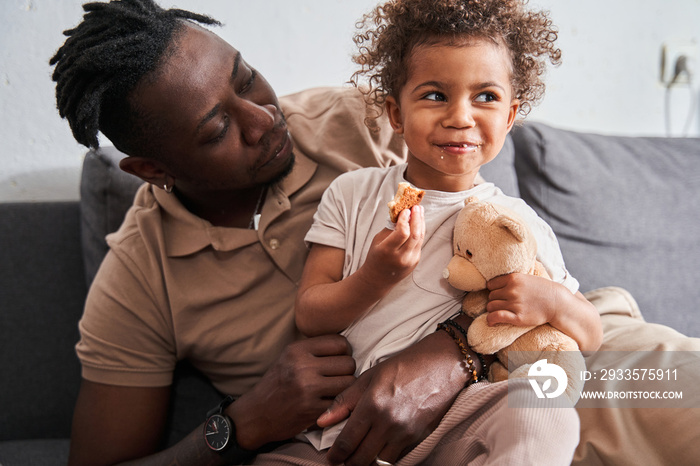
[76,87,406,396]
[255,380,580,465]
[574,286,700,466]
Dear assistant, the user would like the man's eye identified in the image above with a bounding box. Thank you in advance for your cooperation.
[424,91,446,102]
[207,116,230,145]
[239,69,257,94]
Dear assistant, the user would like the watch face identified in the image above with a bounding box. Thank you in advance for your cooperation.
[204,414,231,451]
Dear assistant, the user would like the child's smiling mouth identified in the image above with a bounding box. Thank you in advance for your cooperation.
[435,141,482,154]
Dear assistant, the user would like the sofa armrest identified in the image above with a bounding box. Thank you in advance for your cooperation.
[0,202,85,441]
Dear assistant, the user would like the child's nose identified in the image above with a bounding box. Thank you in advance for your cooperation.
[442,100,476,129]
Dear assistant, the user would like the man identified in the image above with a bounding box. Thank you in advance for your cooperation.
[51,1,490,464]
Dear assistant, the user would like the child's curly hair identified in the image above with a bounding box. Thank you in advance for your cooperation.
[350,0,561,122]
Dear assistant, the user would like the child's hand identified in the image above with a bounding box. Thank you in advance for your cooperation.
[484,273,559,327]
[484,273,603,352]
[362,205,425,288]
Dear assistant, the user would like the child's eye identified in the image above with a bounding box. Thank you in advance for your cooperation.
[474,92,497,103]
[424,91,446,102]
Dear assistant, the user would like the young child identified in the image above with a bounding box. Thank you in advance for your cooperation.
[295,0,603,458]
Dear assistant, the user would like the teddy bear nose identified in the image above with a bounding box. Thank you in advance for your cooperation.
[442,268,450,279]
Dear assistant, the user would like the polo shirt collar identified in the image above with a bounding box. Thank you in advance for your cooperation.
[156,148,317,257]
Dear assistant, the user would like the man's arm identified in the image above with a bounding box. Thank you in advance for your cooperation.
[318,312,488,466]
[68,380,251,465]
[68,381,170,465]
[68,335,356,466]
[318,276,599,466]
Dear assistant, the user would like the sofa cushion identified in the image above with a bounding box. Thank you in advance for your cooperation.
[0,439,69,465]
[80,147,143,286]
[511,122,700,336]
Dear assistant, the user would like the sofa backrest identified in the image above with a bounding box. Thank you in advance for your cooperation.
[480,132,520,198]
[508,122,700,336]
[84,126,700,337]
[80,147,145,287]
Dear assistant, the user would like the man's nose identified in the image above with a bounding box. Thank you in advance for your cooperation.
[442,100,476,129]
[238,101,276,146]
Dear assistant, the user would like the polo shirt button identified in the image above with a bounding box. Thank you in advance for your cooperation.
[269,238,280,250]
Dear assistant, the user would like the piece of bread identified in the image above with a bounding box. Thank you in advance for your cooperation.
[388,182,425,223]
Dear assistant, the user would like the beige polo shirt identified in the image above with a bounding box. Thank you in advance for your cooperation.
[76,86,407,396]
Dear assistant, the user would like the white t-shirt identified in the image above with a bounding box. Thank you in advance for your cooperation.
[303,163,578,449]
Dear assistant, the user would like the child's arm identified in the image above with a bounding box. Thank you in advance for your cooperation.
[484,273,603,352]
[296,206,425,337]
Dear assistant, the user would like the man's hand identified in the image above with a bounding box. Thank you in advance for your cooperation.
[230,334,356,450]
[316,328,468,466]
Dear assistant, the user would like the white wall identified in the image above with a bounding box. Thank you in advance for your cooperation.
[2,0,699,202]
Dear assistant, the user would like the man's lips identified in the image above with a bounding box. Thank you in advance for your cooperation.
[258,130,292,169]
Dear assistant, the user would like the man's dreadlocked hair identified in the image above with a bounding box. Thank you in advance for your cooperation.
[50,0,220,154]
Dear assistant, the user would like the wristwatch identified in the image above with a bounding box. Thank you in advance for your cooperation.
[203,395,256,463]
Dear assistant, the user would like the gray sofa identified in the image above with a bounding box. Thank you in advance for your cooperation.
[1,121,698,464]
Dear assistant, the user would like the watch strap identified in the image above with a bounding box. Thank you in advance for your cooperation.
[207,394,235,418]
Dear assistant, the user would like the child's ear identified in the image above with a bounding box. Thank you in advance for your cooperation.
[385,95,404,135]
[506,99,520,132]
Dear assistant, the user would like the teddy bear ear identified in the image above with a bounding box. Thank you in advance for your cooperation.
[464,196,479,206]
[496,215,527,243]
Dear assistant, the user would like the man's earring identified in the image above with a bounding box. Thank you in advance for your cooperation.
[163,183,173,193]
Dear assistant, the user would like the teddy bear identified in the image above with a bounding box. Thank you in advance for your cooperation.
[442,197,584,404]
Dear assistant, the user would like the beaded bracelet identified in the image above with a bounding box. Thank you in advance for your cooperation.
[442,318,488,381]
[437,322,481,384]
[443,318,469,341]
